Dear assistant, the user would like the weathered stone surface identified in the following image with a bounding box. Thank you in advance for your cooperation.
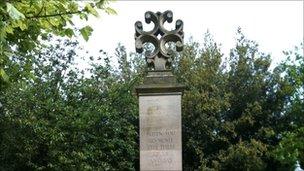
[139,94,182,171]
[135,10,185,171]
[134,10,184,70]
[136,71,185,94]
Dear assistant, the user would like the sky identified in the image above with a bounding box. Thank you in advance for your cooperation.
[76,1,303,69]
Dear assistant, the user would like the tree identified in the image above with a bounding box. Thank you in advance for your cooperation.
[217,139,267,171]
[175,29,298,170]
[174,32,229,170]
[273,127,304,170]
[0,0,116,90]
[272,44,304,170]
[0,37,139,170]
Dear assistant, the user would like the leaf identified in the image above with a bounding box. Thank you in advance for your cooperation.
[4,25,14,34]
[3,51,13,57]
[79,13,88,21]
[0,68,9,82]
[6,3,25,20]
[49,18,60,27]
[17,20,27,31]
[104,7,117,15]
[11,20,28,30]
[80,26,93,41]
[64,28,74,38]
[85,3,99,17]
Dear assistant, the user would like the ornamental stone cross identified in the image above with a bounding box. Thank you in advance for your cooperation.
[135,10,184,171]
[135,10,184,70]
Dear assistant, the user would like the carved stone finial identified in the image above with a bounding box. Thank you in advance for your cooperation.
[135,10,184,70]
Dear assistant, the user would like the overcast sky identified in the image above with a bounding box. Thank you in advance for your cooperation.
[76,1,303,68]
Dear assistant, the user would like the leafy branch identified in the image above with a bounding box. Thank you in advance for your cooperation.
[25,10,85,19]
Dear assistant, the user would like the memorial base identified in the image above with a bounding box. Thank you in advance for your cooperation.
[136,71,184,171]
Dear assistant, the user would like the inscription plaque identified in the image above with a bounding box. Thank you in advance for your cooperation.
[139,95,182,171]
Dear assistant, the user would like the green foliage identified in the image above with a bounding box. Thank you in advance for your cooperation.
[0,37,139,170]
[272,44,304,169]
[273,127,304,170]
[0,0,115,90]
[80,26,93,41]
[280,44,304,128]
[6,3,25,20]
[217,139,267,171]
[175,29,302,170]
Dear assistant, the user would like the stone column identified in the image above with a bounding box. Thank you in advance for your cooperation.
[134,10,184,171]
[136,71,184,171]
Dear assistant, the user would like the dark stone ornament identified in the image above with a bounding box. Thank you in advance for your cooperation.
[135,10,184,70]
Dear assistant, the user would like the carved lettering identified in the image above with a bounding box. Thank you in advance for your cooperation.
[139,95,182,170]
[144,129,177,151]
[148,144,159,150]
[146,130,176,137]
[150,157,173,166]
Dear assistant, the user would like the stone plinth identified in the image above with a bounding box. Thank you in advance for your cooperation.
[136,71,183,171]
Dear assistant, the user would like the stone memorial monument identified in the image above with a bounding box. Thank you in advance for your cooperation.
[135,10,184,171]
